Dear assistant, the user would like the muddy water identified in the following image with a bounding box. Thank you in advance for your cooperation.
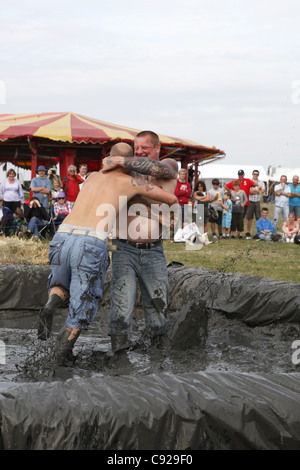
[0,303,298,385]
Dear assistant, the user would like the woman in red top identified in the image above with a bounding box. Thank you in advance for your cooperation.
[62,165,84,208]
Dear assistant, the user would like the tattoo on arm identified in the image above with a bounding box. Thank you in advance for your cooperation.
[124,157,178,179]
[130,172,155,191]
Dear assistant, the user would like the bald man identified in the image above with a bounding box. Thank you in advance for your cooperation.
[38,142,177,366]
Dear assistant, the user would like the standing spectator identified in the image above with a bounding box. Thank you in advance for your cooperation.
[47,167,62,188]
[62,165,84,209]
[193,180,210,233]
[256,207,275,241]
[230,180,247,239]
[273,175,291,231]
[224,169,256,239]
[288,175,300,219]
[49,178,63,207]
[0,168,25,214]
[174,168,191,225]
[246,169,265,238]
[30,165,52,212]
[78,164,88,190]
[0,195,16,236]
[220,191,232,238]
[208,178,224,238]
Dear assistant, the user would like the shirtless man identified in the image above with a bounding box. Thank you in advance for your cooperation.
[101,131,178,352]
[37,142,177,365]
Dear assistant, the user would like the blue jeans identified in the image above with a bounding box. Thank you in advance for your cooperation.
[48,229,110,329]
[27,216,45,238]
[273,205,289,231]
[109,240,169,337]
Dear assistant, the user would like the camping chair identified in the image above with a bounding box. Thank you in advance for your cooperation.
[38,209,56,240]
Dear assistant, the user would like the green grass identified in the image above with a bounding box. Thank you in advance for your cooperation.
[163,203,300,283]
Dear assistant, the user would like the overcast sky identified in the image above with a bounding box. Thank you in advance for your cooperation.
[1,0,300,170]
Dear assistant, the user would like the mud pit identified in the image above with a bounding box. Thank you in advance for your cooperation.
[0,265,300,450]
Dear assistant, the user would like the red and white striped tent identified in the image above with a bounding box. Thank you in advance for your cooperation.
[0,112,225,179]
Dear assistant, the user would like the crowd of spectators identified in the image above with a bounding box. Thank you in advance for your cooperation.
[0,164,299,245]
[174,168,300,244]
[0,164,88,241]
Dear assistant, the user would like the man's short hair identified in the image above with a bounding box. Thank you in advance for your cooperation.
[212,178,220,185]
[135,130,160,147]
[261,207,269,212]
[110,142,133,158]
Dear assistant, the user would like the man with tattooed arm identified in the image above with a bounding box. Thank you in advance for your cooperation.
[102,131,178,352]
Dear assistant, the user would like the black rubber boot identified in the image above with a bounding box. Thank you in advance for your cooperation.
[110,334,128,353]
[56,327,81,366]
[37,294,64,340]
[151,334,165,349]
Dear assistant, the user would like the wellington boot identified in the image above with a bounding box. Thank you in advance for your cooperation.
[56,327,81,366]
[110,334,128,353]
[151,334,165,349]
[37,294,64,340]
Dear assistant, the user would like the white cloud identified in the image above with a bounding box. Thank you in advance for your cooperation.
[1,0,300,167]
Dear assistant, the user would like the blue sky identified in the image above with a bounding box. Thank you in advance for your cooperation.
[1,0,300,169]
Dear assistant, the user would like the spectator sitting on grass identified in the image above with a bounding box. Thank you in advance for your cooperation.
[256,207,275,241]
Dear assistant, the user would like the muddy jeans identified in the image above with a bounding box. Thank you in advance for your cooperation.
[48,227,110,329]
[109,239,169,337]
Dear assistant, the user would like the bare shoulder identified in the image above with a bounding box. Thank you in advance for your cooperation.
[159,158,178,174]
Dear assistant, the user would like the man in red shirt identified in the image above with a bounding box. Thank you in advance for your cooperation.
[62,165,84,208]
[224,169,257,239]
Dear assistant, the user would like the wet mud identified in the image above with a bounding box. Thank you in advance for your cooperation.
[0,303,298,384]
[0,265,300,450]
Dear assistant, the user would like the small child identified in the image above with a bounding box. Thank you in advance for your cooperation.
[220,191,232,238]
[14,207,27,238]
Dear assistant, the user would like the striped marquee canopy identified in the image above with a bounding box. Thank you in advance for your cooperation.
[0,112,225,174]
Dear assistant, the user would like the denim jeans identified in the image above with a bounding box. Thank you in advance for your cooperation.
[48,229,110,329]
[109,240,169,337]
[27,216,44,238]
[273,205,289,231]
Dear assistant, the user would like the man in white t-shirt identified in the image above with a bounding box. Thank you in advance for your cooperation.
[273,175,291,231]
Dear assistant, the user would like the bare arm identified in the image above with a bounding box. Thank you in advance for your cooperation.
[102,156,178,179]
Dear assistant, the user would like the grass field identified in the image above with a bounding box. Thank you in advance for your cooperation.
[0,203,299,283]
[164,202,300,283]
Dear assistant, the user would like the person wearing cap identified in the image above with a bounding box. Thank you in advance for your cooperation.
[224,169,257,239]
[53,191,72,228]
[30,165,52,212]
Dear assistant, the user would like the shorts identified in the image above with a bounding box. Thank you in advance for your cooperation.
[246,201,261,220]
